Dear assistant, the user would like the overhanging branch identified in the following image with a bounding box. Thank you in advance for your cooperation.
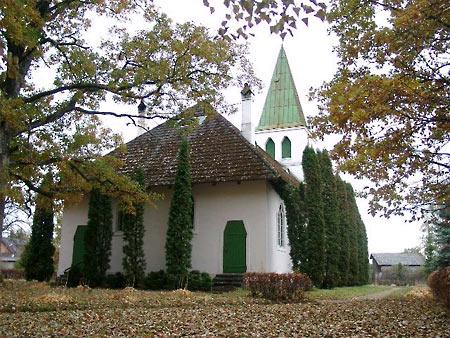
[74,107,173,121]
[23,82,133,103]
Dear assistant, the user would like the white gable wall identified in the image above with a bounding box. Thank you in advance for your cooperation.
[58,180,292,276]
[254,127,308,181]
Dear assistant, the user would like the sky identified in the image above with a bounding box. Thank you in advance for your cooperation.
[93,0,423,255]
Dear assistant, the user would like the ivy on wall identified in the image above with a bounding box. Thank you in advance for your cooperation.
[272,147,369,288]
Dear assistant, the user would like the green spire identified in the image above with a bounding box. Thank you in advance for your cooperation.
[256,46,306,131]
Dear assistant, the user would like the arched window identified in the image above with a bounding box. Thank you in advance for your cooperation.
[277,204,286,247]
[282,136,291,159]
[266,138,275,158]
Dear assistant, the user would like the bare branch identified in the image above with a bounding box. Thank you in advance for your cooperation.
[23,83,132,103]
[74,106,173,120]
[17,94,80,135]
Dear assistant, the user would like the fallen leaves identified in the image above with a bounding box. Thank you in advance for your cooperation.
[0,282,448,337]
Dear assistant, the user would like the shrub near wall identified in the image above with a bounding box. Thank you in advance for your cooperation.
[0,269,25,280]
[143,270,212,291]
[428,267,450,311]
[244,272,312,302]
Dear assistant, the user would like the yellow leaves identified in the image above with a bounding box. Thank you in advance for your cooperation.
[213,0,326,40]
[0,96,29,132]
[6,53,19,80]
[33,292,75,307]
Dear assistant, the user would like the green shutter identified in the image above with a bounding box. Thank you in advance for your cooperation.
[282,137,291,158]
[72,225,87,268]
[266,138,275,158]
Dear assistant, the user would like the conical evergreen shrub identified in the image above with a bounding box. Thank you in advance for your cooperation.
[318,150,340,288]
[122,169,147,287]
[345,183,361,285]
[84,188,113,287]
[165,139,194,288]
[301,146,325,287]
[24,175,55,282]
[286,182,307,271]
[335,175,351,286]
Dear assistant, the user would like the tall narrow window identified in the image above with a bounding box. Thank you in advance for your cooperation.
[282,137,291,159]
[266,138,275,158]
[116,210,126,232]
[277,204,286,247]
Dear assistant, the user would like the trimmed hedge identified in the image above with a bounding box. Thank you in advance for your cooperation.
[188,270,212,291]
[67,265,83,288]
[0,269,25,280]
[428,267,450,311]
[144,270,167,290]
[244,272,312,302]
[105,272,127,289]
[143,270,212,291]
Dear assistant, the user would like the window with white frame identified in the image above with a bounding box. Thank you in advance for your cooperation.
[277,204,286,247]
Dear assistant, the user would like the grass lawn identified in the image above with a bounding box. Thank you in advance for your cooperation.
[1,281,448,337]
[306,284,394,300]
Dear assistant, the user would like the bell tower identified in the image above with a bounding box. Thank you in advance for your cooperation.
[254,46,309,180]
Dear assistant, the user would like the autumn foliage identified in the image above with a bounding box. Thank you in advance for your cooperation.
[243,272,312,302]
[312,0,449,221]
[428,267,450,311]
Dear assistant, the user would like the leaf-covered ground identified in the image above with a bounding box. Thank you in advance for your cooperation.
[1,281,448,337]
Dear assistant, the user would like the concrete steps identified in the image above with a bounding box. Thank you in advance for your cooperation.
[212,273,244,291]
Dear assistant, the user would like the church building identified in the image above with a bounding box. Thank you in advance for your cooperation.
[57,46,309,276]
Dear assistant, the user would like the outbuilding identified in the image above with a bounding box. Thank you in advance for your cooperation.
[370,253,425,285]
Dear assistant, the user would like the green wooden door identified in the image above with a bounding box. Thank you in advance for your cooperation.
[223,220,247,273]
[72,225,87,268]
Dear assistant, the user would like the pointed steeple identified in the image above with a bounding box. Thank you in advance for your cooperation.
[256,46,306,131]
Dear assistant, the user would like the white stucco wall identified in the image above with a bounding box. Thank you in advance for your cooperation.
[58,181,292,276]
[266,184,292,273]
[254,127,308,181]
[58,197,89,275]
[191,181,270,274]
[58,188,171,276]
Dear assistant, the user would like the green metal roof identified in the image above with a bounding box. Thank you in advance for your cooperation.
[256,46,306,131]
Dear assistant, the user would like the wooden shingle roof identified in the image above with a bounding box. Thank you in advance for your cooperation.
[370,253,425,266]
[114,107,299,188]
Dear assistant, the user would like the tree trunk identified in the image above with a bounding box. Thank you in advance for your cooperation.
[0,124,10,238]
[1,36,32,237]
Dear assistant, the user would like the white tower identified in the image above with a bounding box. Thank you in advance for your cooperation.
[254,46,309,181]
